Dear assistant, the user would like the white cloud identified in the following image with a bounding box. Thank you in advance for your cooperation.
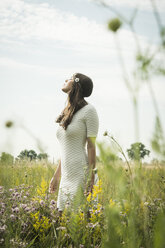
[0,0,158,85]
[0,0,153,51]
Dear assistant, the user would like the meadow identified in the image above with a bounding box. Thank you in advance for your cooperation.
[1,0,165,247]
[0,142,165,248]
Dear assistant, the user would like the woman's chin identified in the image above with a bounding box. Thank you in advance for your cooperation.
[61,87,68,93]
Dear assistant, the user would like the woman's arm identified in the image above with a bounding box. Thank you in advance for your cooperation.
[49,159,61,193]
[86,137,96,192]
[52,159,61,181]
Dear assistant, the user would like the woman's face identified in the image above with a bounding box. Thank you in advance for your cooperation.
[62,75,74,93]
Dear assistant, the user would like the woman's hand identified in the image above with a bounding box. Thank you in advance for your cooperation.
[49,176,59,194]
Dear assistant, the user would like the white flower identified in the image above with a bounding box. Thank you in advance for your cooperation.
[75,77,79,82]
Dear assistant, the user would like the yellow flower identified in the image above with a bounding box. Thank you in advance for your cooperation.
[37,177,48,196]
[89,209,97,223]
[87,192,92,202]
[30,211,51,233]
[79,212,84,222]
[91,179,103,200]
[109,198,115,207]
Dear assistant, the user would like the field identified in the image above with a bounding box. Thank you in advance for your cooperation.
[0,154,165,248]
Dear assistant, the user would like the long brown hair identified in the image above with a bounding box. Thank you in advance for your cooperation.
[56,73,93,130]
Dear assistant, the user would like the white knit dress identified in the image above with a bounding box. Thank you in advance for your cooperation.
[56,102,99,211]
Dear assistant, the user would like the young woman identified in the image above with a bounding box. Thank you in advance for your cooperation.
[49,72,99,215]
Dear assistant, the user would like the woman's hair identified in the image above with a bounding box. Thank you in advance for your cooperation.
[56,72,93,130]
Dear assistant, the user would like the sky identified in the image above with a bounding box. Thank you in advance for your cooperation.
[0,0,165,163]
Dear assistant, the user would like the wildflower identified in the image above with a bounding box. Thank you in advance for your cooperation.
[5,120,14,128]
[103,131,108,136]
[13,192,19,197]
[92,182,102,200]
[20,203,27,209]
[0,238,4,244]
[108,18,122,32]
[75,77,79,83]
[86,223,94,228]
[1,203,6,208]
[144,202,149,206]
[79,211,84,221]
[30,211,51,233]
[24,207,31,212]
[40,200,45,206]
[10,214,16,221]
[12,207,19,213]
[37,177,48,196]
[87,192,92,202]
[21,223,28,230]
[50,200,56,205]
[56,226,66,230]
[86,222,99,228]
[0,225,7,233]
[109,198,115,207]
[31,207,36,212]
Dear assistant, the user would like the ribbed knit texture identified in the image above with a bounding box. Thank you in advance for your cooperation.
[56,102,99,211]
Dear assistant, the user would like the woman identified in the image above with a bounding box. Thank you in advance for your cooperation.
[49,72,99,215]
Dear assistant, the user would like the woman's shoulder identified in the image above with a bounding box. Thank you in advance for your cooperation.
[85,102,97,111]
[83,102,98,117]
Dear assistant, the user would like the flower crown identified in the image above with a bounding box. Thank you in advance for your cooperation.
[74,77,80,83]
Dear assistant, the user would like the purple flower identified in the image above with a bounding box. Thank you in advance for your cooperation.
[24,207,31,212]
[0,224,7,233]
[1,203,6,208]
[20,203,27,209]
[21,223,28,230]
[50,200,56,205]
[12,207,19,213]
[31,207,36,212]
[10,214,16,221]
[40,200,44,206]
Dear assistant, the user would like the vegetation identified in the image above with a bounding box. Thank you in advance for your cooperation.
[127,142,150,161]
[0,140,165,247]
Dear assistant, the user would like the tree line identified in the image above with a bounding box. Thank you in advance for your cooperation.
[0,149,49,165]
[0,142,151,165]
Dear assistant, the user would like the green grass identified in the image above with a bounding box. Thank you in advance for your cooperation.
[0,154,165,248]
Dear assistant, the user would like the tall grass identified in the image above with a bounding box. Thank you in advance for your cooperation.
[0,143,165,247]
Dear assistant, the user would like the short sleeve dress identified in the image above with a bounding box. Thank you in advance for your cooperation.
[56,102,99,211]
